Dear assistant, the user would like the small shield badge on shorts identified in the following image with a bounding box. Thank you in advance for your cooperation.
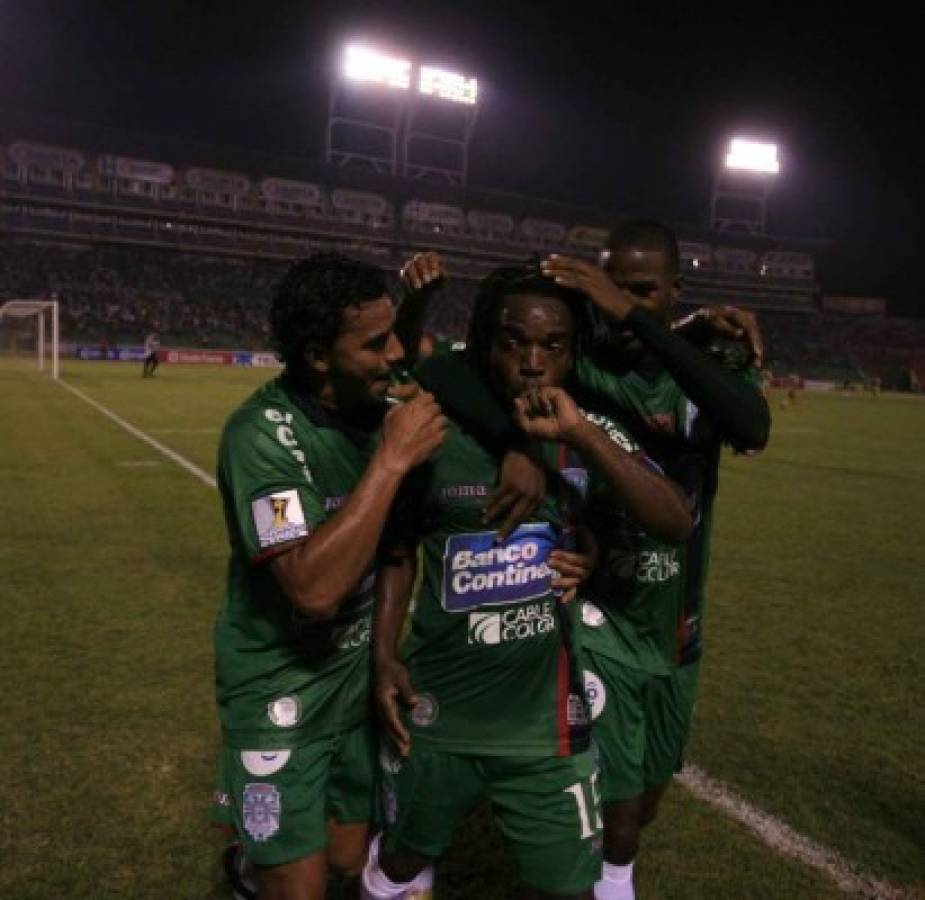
[243,783,281,842]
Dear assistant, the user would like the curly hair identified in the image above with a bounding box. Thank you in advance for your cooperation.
[269,253,390,376]
[465,263,596,378]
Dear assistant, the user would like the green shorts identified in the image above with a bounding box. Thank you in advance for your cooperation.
[211,719,376,866]
[380,743,602,895]
[585,653,699,803]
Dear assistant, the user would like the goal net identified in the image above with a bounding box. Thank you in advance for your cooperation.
[0,300,60,379]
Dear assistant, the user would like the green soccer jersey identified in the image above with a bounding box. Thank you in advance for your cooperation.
[398,420,594,758]
[575,354,762,666]
[397,408,655,757]
[214,377,378,750]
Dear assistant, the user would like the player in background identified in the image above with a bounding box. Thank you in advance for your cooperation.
[212,253,446,900]
[142,329,159,377]
[403,225,769,899]
[361,266,692,900]
[540,222,769,900]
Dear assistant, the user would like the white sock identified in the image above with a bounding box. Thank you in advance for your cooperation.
[361,833,434,900]
[594,860,635,900]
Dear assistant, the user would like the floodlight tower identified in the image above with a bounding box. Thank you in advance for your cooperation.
[325,44,479,186]
[710,138,780,235]
[325,45,412,175]
[403,65,479,186]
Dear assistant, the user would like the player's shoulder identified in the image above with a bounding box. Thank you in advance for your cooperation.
[220,378,304,448]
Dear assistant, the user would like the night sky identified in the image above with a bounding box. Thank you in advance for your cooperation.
[0,0,920,314]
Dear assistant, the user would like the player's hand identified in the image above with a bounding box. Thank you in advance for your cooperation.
[513,387,586,444]
[379,392,447,475]
[386,381,421,403]
[400,251,446,292]
[540,254,635,322]
[483,449,547,541]
[375,657,416,757]
[548,549,594,604]
[673,305,764,368]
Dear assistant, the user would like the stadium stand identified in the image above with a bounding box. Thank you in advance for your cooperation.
[1,114,922,388]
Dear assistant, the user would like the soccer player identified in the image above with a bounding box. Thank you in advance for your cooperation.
[540,222,769,900]
[361,266,692,900]
[405,225,769,899]
[212,253,447,900]
[142,329,159,377]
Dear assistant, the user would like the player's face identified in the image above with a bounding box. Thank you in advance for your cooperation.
[325,295,404,411]
[488,293,575,402]
[602,247,680,360]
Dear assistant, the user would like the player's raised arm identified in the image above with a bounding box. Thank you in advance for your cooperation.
[542,252,769,452]
[514,386,693,542]
[394,251,446,368]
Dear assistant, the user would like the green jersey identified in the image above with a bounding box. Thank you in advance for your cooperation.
[566,409,686,677]
[214,377,378,749]
[398,420,595,758]
[576,354,762,665]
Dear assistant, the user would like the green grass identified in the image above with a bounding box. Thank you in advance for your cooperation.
[0,359,922,898]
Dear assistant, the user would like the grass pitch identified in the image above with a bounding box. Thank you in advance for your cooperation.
[0,359,922,899]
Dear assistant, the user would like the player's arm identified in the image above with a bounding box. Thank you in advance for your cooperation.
[373,544,418,756]
[672,305,764,368]
[542,255,770,452]
[515,387,693,542]
[393,252,445,368]
[270,394,446,620]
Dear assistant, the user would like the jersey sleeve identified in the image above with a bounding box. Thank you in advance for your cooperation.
[625,308,770,452]
[218,409,328,564]
[413,350,520,455]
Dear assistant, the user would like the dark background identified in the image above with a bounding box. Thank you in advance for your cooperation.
[0,0,920,313]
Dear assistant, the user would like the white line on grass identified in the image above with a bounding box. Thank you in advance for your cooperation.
[679,765,909,899]
[150,428,220,434]
[58,378,909,900]
[58,379,217,488]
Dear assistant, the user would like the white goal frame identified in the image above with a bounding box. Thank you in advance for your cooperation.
[0,300,60,379]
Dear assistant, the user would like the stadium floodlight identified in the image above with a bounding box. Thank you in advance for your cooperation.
[725,138,780,174]
[342,44,411,90]
[418,66,478,105]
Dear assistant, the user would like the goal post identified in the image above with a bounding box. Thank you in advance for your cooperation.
[0,300,60,379]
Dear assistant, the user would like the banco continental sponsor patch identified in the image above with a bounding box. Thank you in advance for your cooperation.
[252,489,309,549]
[468,602,556,645]
[442,523,557,612]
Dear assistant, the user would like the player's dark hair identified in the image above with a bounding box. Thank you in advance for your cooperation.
[465,264,594,377]
[270,253,390,377]
[607,220,680,277]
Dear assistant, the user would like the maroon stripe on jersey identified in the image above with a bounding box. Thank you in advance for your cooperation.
[250,545,291,565]
[556,641,571,756]
[556,441,568,471]
[676,614,686,665]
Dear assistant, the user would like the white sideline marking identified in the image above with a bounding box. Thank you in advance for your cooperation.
[58,378,909,899]
[58,380,217,488]
[679,765,909,899]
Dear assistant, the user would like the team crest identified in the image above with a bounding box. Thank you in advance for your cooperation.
[243,783,281,842]
[410,693,439,727]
